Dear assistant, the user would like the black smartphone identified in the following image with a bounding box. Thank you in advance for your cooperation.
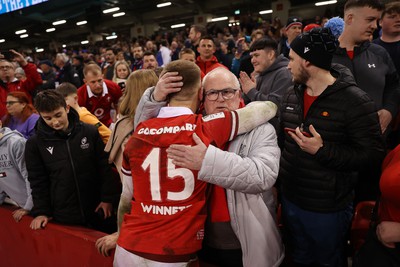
[237,42,243,54]
[118,81,126,90]
[0,51,13,60]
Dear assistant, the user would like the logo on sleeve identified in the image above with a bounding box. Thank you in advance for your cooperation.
[46,147,54,155]
[80,137,90,149]
[202,112,225,122]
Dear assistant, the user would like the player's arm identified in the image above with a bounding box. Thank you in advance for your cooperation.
[236,101,277,135]
[134,72,182,129]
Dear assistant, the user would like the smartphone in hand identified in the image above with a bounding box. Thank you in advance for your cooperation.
[284,127,311,137]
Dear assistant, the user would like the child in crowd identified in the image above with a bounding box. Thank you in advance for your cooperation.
[26,90,119,233]
[179,48,196,62]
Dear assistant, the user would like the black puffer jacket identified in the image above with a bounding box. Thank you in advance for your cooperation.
[279,64,385,212]
[26,108,116,225]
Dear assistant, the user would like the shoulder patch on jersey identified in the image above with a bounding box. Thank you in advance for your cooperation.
[202,112,225,122]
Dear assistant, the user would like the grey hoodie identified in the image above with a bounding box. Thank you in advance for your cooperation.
[0,127,32,210]
[245,54,292,106]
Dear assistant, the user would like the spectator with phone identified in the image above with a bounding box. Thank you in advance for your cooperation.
[279,27,385,267]
[231,37,250,77]
[231,29,265,77]
[112,60,131,92]
[0,49,42,119]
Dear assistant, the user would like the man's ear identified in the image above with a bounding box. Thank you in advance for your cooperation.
[345,12,353,25]
[303,59,312,68]
[66,105,70,113]
[198,86,204,102]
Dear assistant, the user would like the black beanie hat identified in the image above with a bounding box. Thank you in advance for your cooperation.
[286,16,303,30]
[290,27,338,71]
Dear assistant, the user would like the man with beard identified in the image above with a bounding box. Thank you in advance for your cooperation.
[142,51,159,71]
[188,24,206,58]
[279,27,385,267]
[130,44,144,71]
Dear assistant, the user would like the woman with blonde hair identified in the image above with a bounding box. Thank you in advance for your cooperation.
[96,69,158,257]
[106,69,158,178]
[112,60,131,92]
[2,91,39,139]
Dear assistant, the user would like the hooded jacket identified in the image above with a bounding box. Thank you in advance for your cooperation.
[245,54,292,106]
[25,108,116,225]
[279,64,386,212]
[0,127,32,210]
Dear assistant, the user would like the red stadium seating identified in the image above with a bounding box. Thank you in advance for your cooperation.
[350,201,376,254]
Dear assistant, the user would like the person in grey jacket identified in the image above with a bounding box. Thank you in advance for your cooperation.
[0,126,33,222]
[239,38,292,106]
[134,67,284,267]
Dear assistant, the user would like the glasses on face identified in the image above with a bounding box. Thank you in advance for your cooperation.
[204,88,238,101]
[5,101,20,106]
[0,65,12,70]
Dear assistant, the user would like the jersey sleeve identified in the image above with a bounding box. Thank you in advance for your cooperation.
[202,110,238,148]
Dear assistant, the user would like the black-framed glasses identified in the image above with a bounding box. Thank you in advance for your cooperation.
[204,88,238,101]
[5,101,20,106]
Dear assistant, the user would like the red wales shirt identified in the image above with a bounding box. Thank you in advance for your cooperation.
[118,107,238,260]
[77,79,122,127]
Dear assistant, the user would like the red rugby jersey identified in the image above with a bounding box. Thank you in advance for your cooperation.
[77,79,122,127]
[118,109,238,260]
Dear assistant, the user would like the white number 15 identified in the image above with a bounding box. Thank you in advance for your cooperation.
[142,147,195,201]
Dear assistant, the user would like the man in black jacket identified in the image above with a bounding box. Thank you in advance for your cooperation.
[279,28,385,267]
[333,0,400,202]
[26,90,119,233]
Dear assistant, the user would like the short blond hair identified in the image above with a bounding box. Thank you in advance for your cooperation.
[83,63,102,77]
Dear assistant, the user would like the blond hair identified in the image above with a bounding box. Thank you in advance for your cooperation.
[119,69,159,118]
[112,60,131,82]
